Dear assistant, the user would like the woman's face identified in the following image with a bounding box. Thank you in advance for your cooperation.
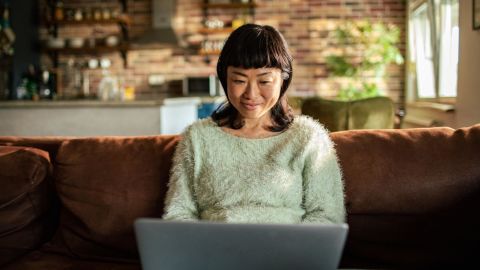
[226,66,283,124]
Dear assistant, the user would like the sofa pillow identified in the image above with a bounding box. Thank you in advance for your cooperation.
[0,146,55,267]
[47,136,180,262]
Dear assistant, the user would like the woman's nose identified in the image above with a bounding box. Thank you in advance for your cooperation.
[243,82,258,99]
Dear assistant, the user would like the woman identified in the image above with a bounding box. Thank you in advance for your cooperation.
[163,24,345,224]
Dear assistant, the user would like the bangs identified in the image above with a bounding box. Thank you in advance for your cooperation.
[222,28,290,71]
[217,24,293,94]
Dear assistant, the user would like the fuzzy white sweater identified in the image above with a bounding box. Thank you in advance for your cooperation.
[162,115,345,224]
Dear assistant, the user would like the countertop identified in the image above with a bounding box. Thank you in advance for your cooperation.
[0,96,226,108]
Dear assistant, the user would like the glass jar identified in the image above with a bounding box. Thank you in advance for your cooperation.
[102,8,111,20]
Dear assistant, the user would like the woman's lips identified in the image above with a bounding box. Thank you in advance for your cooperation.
[241,102,260,110]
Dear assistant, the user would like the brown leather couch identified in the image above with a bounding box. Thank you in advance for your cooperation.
[1,124,479,269]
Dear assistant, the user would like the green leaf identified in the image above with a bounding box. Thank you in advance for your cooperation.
[324,20,404,100]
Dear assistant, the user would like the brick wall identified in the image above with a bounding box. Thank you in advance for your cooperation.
[39,0,406,104]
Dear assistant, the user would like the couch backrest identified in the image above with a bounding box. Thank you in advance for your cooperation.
[332,124,480,268]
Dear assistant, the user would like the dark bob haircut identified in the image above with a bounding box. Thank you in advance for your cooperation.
[212,24,294,132]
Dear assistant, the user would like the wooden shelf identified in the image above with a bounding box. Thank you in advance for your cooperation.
[198,27,234,34]
[44,16,131,26]
[42,0,131,68]
[43,44,129,54]
[201,2,257,9]
[199,49,221,56]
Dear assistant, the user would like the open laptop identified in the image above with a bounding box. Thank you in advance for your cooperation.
[134,218,348,270]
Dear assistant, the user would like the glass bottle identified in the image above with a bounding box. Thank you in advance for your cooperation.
[97,58,119,101]
[38,69,55,100]
[54,1,64,21]
[26,65,39,100]
[17,65,39,100]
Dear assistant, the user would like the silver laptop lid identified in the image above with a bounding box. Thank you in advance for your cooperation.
[135,218,348,270]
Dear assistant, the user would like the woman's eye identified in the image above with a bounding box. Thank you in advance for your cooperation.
[233,80,245,84]
[260,81,272,85]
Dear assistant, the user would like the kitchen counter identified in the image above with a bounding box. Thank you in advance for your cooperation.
[0,95,226,108]
[0,96,206,108]
[0,96,216,136]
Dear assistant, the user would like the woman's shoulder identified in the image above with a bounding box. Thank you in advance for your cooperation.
[181,117,217,138]
[186,117,214,130]
[291,115,330,137]
[289,115,334,150]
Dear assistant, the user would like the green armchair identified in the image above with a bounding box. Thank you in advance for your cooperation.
[301,96,401,132]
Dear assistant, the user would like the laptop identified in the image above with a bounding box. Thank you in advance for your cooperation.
[134,218,348,270]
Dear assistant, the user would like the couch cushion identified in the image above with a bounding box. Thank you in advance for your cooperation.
[332,124,480,268]
[0,146,55,267]
[47,136,180,262]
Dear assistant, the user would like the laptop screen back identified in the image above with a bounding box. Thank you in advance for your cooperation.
[135,219,348,270]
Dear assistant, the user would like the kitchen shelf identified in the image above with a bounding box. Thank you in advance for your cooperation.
[43,44,129,68]
[201,3,258,9]
[199,49,222,56]
[43,44,129,54]
[44,16,131,26]
[199,1,256,58]
[42,0,130,68]
[198,27,235,34]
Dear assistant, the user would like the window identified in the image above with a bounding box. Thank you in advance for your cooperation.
[408,0,459,101]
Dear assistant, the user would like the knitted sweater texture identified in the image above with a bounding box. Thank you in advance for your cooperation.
[163,115,345,224]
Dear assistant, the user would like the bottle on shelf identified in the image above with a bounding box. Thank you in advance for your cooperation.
[97,58,120,101]
[0,1,15,57]
[38,68,56,100]
[15,64,39,100]
[54,1,64,21]
[231,15,245,29]
[74,8,83,21]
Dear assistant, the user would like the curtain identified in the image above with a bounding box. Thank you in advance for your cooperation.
[409,0,459,99]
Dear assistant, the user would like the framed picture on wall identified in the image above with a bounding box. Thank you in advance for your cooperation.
[474,0,480,29]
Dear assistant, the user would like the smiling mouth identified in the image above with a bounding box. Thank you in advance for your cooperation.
[241,102,260,110]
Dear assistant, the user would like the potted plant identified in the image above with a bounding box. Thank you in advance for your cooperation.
[325,20,404,101]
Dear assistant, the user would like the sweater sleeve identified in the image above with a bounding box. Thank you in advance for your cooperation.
[301,131,346,224]
[162,131,199,221]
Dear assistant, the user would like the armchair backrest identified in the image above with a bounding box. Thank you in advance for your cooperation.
[301,96,395,131]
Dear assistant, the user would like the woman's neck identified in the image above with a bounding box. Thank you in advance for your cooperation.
[222,115,277,139]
